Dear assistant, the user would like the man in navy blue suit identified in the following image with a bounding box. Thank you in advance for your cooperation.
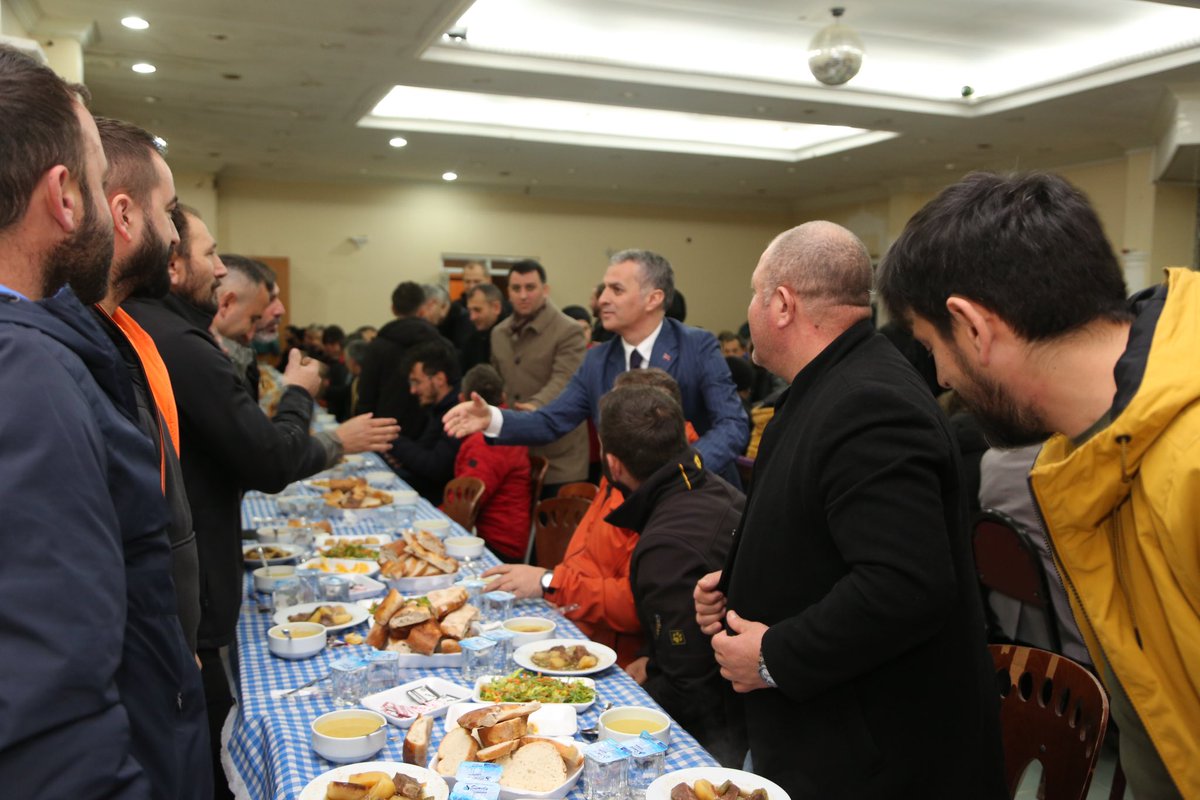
[444,249,748,481]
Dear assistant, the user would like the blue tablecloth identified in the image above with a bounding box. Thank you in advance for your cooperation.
[225,454,718,799]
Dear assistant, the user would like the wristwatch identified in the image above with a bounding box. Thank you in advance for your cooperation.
[539,570,556,596]
[757,650,777,688]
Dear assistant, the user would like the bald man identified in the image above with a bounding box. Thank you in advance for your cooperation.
[694,222,1004,798]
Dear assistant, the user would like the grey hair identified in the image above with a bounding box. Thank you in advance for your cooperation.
[220,254,270,287]
[422,283,450,305]
[759,222,871,310]
[609,249,674,312]
[467,283,503,303]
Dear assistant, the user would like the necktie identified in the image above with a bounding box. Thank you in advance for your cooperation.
[630,350,643,370]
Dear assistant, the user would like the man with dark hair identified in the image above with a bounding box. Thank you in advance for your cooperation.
[390,341,464,502]
[0,45,204,796]
[126,206,400,797]
[86,114,212,798]
[445,249,748,487]
[485,368,704,667]
[452,364,531,561]
[694,222,1004,798]
[461,282,504,370]
[356,280,450,439]
[876,171,1199,798]
[718,330,746,359]
[600,384,745,767]
[560,304,592,344]
[490,259,589,495]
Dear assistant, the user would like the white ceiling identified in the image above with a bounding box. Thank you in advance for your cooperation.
[12,0,1200,214]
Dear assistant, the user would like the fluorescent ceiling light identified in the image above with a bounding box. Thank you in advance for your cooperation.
[121,16,150,30]
[131,62,156,74]
[363,85,893,161]
[436,0,1200,107]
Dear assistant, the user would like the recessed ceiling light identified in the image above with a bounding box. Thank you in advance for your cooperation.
[388,136,408,148]
[153,136,167,149]
[143,95,159,104]
[131,63,156,74]
[442,171,458,181]
[121,16,149,30]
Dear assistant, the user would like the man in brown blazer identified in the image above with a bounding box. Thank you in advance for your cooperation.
[491,259,588,495]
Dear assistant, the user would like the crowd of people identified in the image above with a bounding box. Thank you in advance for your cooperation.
[1,43,1195,800]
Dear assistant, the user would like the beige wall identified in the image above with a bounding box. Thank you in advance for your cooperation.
[212,178,790,332]
[0,0,29,37]
[189,147,1194,336]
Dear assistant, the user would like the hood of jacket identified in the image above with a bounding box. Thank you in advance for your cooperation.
[1032,268,1200,524]
[2,287,136,419]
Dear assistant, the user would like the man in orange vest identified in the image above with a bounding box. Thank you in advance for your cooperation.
[88,116,212,799]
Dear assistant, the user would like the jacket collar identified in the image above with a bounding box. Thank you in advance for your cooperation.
[602,316,681,389]
[30,287,138,419]
[605,446,705,533]
[774,317,875,414]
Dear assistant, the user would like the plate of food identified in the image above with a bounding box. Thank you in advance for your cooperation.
[308,477,395,509]
[473,671,596,712]
[361,676,472,728]
[378,532,459,591]
[273,601,370,632]
[443,702,578,738]
[430,736,583,799]
[512,639,617,676]
[646,768,789,800]
[315,533,393,552]
[298,761,449,800]
[363,586,478,665]
[299,557,381,576]
[242,542,305,567]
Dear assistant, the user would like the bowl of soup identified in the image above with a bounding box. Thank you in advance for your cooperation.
[266,621,326,660]
[598,705,671,745]
[310,709,388,763]
[253,564,296,594]
[502,616,557,647]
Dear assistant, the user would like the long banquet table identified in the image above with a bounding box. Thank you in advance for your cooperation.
[223,448,719,799]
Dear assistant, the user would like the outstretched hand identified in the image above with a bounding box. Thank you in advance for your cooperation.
[443,392,492,439]
[335,413,400,453]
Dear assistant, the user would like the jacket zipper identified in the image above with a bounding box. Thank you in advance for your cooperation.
[1026,472,1162,769]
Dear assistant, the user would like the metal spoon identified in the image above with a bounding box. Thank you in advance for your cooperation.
[578,702,613,739]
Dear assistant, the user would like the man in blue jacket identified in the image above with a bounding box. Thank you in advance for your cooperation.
[444,249,748,481]
[0,45,207,798]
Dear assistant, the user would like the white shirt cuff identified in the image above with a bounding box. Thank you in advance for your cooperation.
[484,405,503,437]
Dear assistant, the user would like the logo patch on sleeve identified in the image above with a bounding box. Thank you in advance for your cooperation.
[669,630,686,646]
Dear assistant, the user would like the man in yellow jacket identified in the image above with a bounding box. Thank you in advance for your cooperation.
[877,171,1197,799]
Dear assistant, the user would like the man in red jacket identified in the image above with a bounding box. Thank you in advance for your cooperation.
[451,365,531,561]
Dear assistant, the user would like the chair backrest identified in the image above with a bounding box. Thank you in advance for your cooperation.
[442,476,486,531]
[973,508,1063,652]
[532,496,591,570]
[528,455,550,511]
[989,645,1109,800]
[557,482,599,502]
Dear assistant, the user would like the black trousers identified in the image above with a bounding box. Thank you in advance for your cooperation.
[199,646,235,800]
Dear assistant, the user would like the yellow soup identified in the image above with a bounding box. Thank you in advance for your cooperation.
[506,622,552,633]
[276,628,321,638]
[607,718,662,735]
[314,715,382,738]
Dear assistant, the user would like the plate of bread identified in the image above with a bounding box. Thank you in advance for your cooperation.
[364,587,479,665]
[404,703,584,800]
[297,760,448,800]
[377,532,459,591]
[646,768,789,800]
